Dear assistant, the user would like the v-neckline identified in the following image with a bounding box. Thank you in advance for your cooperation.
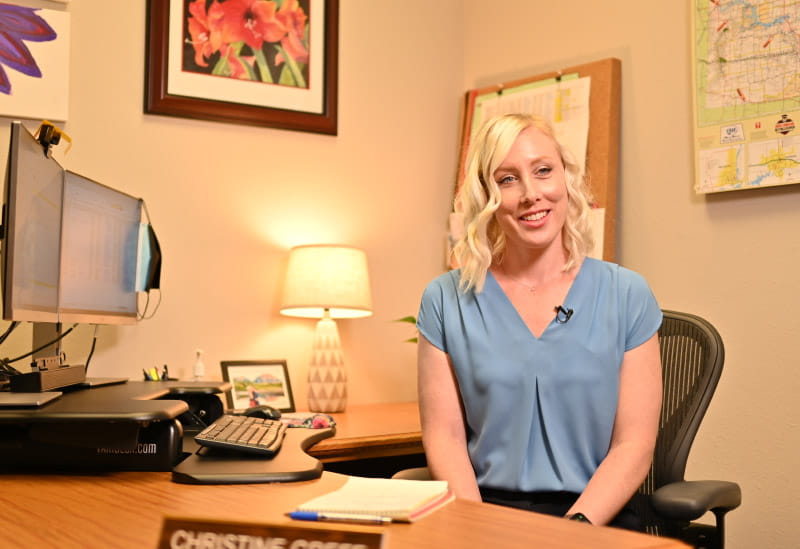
[487,259,586,340]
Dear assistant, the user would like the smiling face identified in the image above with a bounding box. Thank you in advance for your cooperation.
[492,126,569,257]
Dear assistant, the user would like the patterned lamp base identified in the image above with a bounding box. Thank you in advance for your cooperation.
[307,314,347,412]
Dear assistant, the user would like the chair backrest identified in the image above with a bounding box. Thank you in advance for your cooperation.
[636,309,725,535]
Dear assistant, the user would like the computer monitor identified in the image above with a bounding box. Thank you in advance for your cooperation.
[58,170,141,324]
[2,121,143,328]
[1,121,62,323]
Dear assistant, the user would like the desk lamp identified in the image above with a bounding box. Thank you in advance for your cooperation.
[280,245,372,412]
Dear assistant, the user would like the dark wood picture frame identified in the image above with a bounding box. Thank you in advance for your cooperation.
[220,359,295,412]
[144,0,339,135]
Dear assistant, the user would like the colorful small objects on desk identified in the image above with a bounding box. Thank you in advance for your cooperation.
[280,412,336,429]
[307,414,335,429]
[143,365,172,381]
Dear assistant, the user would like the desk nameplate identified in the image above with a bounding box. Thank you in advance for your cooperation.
[160,517,384,549]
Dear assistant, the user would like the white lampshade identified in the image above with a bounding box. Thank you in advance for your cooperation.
[280,245,373,319]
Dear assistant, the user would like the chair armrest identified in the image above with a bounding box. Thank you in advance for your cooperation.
[652,480,742,521]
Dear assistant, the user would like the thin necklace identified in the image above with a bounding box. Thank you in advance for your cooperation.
[499,267,537,292]
[499,265,566,293]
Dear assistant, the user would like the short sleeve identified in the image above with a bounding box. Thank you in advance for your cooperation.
[622,267,662,351]
[416,274,452,352]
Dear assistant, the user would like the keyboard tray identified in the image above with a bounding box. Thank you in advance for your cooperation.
[172,426,335,485]
[195,415,288,457]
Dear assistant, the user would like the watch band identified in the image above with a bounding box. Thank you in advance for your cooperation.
[566,512,592,524]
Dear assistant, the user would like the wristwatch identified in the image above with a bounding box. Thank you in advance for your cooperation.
[566,512,592,524]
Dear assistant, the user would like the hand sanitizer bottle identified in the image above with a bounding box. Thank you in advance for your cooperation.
[193,349,205,381]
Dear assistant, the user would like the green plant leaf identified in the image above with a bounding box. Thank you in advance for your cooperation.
[393,316,417,324]
[242,57,257,81]
[254,48,273,83]
[278,64,297,86]
[211,56,229,76]
[275,44,306,88]
[393,316,418,344]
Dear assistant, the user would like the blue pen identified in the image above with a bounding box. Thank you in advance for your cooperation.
[289,511,391,525]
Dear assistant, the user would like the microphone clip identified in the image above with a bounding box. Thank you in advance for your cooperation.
[555,305,574,324]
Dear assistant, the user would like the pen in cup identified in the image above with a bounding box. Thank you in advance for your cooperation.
[288,511,391,525]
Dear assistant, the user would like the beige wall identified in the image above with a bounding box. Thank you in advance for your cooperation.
[1,1,796,548]
[461,1,799,547]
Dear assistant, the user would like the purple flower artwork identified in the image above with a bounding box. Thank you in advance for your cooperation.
[0,3,57,95]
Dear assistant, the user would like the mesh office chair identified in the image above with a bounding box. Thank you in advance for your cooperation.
[394,310,741,549]
[634,309,740,549]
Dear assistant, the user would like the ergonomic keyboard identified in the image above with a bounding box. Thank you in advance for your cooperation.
[194,414,287,457]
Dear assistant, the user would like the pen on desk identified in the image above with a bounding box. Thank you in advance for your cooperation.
[288,511,392,525]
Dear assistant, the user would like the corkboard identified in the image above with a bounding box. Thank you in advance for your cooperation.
[455,58,621,262]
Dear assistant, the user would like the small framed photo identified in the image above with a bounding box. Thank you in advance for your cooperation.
[220,360,295,412]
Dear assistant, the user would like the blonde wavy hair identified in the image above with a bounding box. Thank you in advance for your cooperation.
[452,113,595,293]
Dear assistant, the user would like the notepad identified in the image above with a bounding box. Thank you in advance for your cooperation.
[294,477,454,522]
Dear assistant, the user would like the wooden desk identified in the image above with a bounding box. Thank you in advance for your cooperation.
[307,402,423,463]
[0,471,689,549]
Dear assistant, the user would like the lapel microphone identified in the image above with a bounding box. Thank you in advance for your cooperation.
[555,305,574,324]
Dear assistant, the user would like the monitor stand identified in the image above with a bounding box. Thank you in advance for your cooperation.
[27,324,129,390]
[32,322,64,359]
[7,322,88,391]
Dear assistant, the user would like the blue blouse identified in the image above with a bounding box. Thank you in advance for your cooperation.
[416,258,662,493]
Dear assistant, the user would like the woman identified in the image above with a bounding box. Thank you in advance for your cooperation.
[416,113,662,529]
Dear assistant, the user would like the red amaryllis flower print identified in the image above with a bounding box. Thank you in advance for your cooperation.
[219,0,285,52]
[182,0,309,87]
[221,44,255,79]
[275,0,308,65]
[0,3,57,94]
[187,0,225,67]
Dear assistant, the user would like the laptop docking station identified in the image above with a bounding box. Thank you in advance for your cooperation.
[10,364,86,392]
